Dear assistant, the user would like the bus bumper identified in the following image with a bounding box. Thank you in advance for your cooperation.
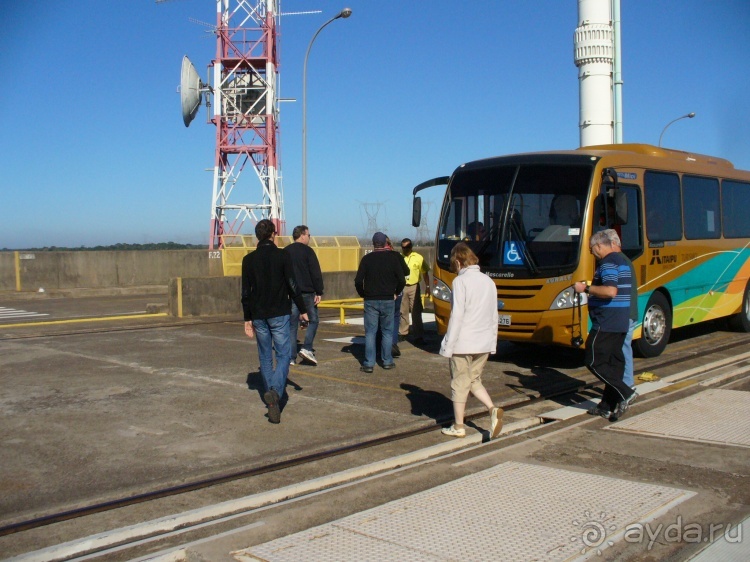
[497,308,588,348]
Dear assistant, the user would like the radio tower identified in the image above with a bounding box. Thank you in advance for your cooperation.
[209,0,284,249]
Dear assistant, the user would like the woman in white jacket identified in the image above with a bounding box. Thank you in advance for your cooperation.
[439,243,503,438]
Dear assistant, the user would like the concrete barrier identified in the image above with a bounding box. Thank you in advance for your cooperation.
[0,250,212,293]
[170,271,365,318]
[1,247,436,318]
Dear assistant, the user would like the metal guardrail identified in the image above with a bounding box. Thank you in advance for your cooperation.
[219,235,360,277]
[318,294,432,325]
[317,298,364,325]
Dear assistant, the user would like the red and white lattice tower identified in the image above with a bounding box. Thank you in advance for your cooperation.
[209,0,283,249]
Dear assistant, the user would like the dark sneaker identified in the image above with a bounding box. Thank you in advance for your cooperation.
[587,404,612,418]
[398,335,406,342]
[264,389,281,424]
[609,400,630,422]
[391,344,401,358]
[382,363,396,370]
[360,365,374,373]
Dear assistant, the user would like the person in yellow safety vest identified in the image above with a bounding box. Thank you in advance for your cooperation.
[399,238,431,344]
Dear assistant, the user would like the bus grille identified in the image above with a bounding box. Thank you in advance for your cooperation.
[496,284,544,299]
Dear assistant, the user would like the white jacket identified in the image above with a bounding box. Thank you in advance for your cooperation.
[439,265,498,357]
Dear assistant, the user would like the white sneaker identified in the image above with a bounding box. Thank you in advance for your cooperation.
[490,407,504,439]
[441,424,466,438]
[298,348,317,365]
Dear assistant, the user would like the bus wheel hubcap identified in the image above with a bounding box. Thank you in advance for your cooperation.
[643,306,665,345]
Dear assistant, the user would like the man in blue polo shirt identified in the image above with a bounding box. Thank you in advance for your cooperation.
[574,230,636,421]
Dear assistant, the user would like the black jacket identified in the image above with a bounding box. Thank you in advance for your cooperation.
[283,242,324,295]
[354,249,407,300]
[241,239,307,321]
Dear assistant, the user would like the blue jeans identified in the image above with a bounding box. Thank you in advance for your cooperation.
[622,319,636,387]
[253,315,292,395]
[392,293,403,346]
[290,293,319,354]
[363,299,395,368]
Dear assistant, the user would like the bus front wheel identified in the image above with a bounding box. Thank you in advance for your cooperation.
[728,280,750,332]
[635,292,672,358]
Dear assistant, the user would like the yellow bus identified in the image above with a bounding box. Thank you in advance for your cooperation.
[412,143,750,357]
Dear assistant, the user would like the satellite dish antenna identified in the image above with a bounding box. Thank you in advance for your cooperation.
[180,55,205,127]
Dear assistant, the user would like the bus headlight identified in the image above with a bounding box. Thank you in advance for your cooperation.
[550,287,587,310]
[432,278,452,302]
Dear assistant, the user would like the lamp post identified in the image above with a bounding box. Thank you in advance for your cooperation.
[658,112,696,147]
[302,7,352,225]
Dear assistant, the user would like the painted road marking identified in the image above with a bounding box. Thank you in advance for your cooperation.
[0,307,49,320]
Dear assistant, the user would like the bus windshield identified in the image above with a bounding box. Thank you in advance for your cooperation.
[436,163,594,277]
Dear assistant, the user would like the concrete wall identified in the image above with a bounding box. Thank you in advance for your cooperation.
[0,250,213,292]
[1,247,436,318]
[0,252,15,291]
[170,271,366,317]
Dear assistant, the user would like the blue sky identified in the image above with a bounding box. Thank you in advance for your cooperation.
[1,1,749,249]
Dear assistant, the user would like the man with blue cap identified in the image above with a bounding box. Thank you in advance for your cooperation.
[354,232,407,373]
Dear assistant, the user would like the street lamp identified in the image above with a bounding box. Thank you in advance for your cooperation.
[302,8,352,225]
[658,112,696,147]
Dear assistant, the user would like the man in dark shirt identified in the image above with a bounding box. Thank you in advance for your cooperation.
[574,230,635,421]
[284,225,324,366]
[241,219,308,424]
[354,232,406,373]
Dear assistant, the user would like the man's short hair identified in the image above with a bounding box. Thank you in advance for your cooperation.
[255,219,276,241]
[589,230,612,248]
[400,238,413,248]
[292,225,308,240]
[603,228,621,247]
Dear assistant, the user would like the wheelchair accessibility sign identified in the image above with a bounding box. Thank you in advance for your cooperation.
[503,241,525,266]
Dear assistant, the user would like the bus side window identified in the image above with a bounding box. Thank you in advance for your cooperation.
[645,171,682,242]
[683,175,720,239]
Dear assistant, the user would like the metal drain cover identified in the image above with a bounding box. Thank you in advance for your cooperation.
[234,461,694,561]
[607,388,750,447]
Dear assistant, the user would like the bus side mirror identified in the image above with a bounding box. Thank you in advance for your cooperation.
[412,196,422,228]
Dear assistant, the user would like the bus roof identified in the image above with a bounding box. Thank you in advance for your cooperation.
[577,143,735,169]
[456,143,744,178]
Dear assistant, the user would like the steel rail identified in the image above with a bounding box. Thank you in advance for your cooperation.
[1,335,748,538]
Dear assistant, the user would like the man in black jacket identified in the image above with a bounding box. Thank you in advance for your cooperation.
[284,225,324,366]
[242,219,308,424]
[354,232,406,373]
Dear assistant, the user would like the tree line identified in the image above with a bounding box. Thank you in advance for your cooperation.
[2,242,208,252]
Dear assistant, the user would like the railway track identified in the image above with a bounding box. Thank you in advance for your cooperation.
[3,332,750,561]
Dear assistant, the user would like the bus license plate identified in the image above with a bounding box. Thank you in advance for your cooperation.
[499,315,511,326]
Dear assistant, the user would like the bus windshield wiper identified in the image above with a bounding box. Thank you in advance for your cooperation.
[509,217,539,275]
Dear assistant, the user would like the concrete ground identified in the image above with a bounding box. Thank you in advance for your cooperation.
[1,292,749,560]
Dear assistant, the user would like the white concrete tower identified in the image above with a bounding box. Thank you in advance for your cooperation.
[574,0,614,146]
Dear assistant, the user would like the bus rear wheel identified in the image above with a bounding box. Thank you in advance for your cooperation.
[728,280,750,332]
[635,291,671,358]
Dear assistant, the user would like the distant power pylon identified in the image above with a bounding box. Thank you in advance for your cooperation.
[359,202,387,241]
[414,200,433,244]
